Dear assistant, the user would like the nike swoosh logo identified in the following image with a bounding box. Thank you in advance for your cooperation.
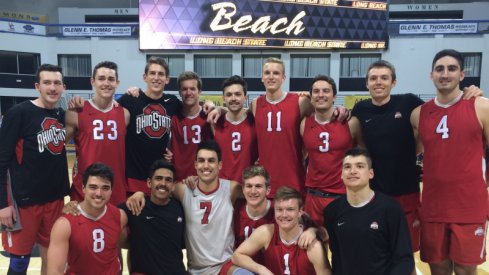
[164,98,171,102]
[146,216,154,220]
[337,222,345,226]
[365,119,372,123]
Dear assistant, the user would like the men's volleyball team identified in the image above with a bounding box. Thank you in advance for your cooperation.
[0,49,486,275]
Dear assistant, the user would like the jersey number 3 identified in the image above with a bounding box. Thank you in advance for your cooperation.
[436,115,449,139]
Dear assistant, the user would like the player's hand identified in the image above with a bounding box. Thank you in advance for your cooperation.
[203,100,216,114]
[126,87,141,97]
[296,91,311,98]
[62,201,80,216]
[256,266,274,275]
[207,107,222,123]
[298,227,318,250]
[0,206,16,228]
[462,85,483,99]
[183,176,198,191]
[332,106,351,122]
[163,148,173,161]
[68,96,85,110]
[126,191,145,216]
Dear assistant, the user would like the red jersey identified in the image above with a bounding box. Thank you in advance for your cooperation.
[303,114,352,193]
[63,204,121,275]
[255,93,305,197]
[214,113,258,182]
[70,101,127,205]
[264,225,316,275]
[171,108,212,181]
[419,97,487,223]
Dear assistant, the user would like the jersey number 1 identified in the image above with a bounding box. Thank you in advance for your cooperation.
[267,111,282,132]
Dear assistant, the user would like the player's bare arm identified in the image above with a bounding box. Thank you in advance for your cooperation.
[118,209,129,248]
[47,217,71,275]
[475,97,489,144]
[64,109,79,143]
[462,85,484,100]
[410,106,423,155]
[233,224,274,275]
[306,241,332,275]
[348,116,365,147]
[230,180,243,204]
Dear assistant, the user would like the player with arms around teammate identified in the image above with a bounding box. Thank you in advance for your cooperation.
[324,147,414,275]
[47,162,128,275]
[213,75,258,182]
[119,159,186,274]
[0,64,70,275]
[411,49,489,275]
[66,61,130,206]
[301,75,363,226]
[233,186,331,275]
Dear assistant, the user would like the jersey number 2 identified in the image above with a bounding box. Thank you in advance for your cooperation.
[436,115,449,139]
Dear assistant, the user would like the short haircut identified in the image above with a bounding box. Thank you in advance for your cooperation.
[148,159,176,179]
[177,71,202,91]
[145,56,170,76]
[310,74,337,96]
[196,140,222,161]
[343,147,372,168]
[82,162,114,187]
[274,186,303,209]
[263,57,285,74]
[242,165,271,188]
[222,75,248,95]
[36,64,63,83]
[366,60,397,82]
[432,49,464,71]
[92,60,118,80]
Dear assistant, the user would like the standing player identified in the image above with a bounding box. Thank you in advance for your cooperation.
[213,75,258,182]
[233,186,331,275]
[118,57,181,194]
[324,148,414,274]
[0,64,70,275]
[119,159,186,274]
[47,162,127,275]
[171,71,212,181]
[301,75,363,226]
[411,49,489,274]
[66,61,130,206]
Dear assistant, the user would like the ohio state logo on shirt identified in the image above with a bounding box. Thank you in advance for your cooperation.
[37,117,66,154]
[135,104,171,138]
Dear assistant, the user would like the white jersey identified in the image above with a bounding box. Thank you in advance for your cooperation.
[183,179,235,274]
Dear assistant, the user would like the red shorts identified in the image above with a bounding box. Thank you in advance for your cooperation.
[218,259,234,275]
[392,192,420,252]
[127,178,150,195]
[420,221,487,266]
[304,193,339,227]
[2,200,63,254]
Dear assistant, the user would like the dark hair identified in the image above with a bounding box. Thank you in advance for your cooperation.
[92,61,118,80]
[366,60,397,82]
[222,75,248,95]
[432,49,464,71]
[344,147,372,168]
[242,165,271,188]
[177,71,202,91]
[274,186,303,209]
[148,159,176,179]
[145,56,170,76]
[310,74,337,96]
[36,64,63,83]
[82,162,114,187]
[196,140,222,161]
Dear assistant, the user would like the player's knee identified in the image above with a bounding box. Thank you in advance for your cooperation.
[8,254,31,275]
[232,267,255,275]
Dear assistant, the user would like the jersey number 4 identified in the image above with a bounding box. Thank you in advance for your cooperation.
[93,119,118,140]
[436,115,449,139]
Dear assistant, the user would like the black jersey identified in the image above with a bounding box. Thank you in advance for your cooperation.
[0,101,69,208]
[120,197,186,274]
[118,92,182,180]
[352,94,423,196]
[324,192,414,275]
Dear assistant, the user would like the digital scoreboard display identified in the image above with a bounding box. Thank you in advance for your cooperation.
[139,0,389,50]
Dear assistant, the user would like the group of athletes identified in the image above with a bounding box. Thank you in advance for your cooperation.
[0,48,487,275]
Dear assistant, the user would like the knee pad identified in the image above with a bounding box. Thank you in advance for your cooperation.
[8,253,30,275]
